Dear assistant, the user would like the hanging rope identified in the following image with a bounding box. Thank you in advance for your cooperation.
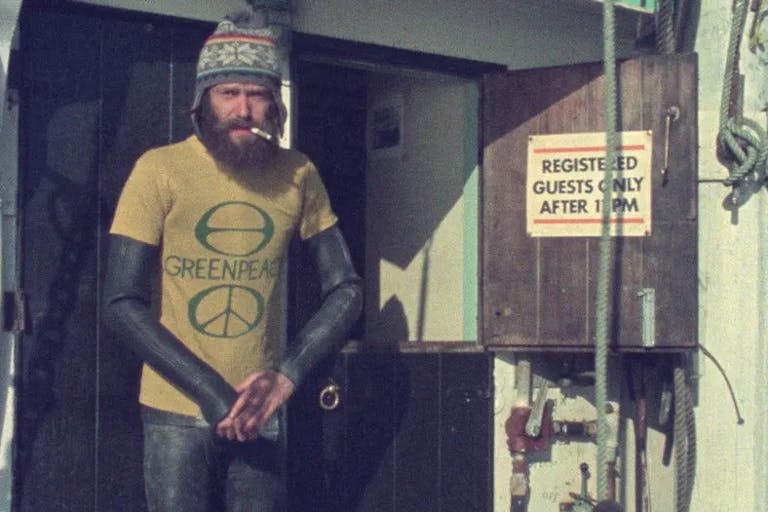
[718,0,768,194]
[656,0,677,54]
[673,364,697,512]
[596,0,618,502]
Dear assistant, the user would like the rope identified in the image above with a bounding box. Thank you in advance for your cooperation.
[596,0,618,501]
[718,0,768,192]
[673,365,697,512]
[656,0,677,54]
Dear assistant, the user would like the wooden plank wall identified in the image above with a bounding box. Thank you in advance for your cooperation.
[481,54,698,349]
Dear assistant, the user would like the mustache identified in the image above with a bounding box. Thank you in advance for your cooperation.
[216,119,253,130]
[214,118,273,132]
[213,118,276,142]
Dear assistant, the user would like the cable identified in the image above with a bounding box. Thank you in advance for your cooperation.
[697,344,745,424]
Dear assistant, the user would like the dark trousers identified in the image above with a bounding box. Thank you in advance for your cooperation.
[142,407,284,512]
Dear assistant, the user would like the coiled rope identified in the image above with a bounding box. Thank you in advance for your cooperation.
[718,0,768,193]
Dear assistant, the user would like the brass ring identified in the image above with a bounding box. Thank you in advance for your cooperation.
[319,383,341,411]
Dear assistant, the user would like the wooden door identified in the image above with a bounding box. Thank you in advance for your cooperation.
[17,5,210,510]
[481,54,698,350]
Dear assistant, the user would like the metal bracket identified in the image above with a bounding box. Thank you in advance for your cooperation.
[638,288,656,348]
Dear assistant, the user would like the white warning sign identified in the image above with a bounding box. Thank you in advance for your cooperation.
[526,131,653,237]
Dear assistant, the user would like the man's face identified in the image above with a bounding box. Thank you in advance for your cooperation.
[198,82,279,171]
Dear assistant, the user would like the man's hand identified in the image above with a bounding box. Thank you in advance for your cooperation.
[216,370,295,442]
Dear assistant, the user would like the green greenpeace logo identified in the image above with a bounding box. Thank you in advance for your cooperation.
[189,284,265,338]
[183,201,276,338]
[195,201,274,256]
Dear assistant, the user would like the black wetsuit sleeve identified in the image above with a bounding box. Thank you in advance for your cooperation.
[276,225,363,387]
[102,234,236,424]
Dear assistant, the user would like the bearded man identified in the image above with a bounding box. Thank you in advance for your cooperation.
[102,11,362,512]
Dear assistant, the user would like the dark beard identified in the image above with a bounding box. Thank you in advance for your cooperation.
[197,104,278,173]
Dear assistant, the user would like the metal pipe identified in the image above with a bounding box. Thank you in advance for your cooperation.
[515,358,532,405]
[605,403,620,502]
[509,357,532,512]
[552,420,597,439]
[510,452,528,512]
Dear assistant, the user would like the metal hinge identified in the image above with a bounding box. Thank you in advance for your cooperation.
[4,290,26,334]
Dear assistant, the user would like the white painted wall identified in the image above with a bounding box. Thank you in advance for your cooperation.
[691,2,768,510]
[75,0,642,68]
[365,70,476,342]
[5,1,766,511]
[291,0,641,69]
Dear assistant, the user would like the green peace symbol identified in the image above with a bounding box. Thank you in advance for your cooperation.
[195,201,275,256]
[188,284,265,338]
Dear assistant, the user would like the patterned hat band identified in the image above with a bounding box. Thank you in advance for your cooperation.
[196,34,281,80]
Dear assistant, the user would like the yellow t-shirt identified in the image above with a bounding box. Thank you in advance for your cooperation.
[110,135,338,416]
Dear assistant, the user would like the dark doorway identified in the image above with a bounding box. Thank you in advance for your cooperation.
[287,52,494,512]
[16,4,211,511]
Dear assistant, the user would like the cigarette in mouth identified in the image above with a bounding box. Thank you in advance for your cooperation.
[250,127,273,141]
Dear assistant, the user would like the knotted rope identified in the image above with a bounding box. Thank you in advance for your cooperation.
[718,0,768,191]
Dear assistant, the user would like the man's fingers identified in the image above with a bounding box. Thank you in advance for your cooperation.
[217,425,236,440]
[233,404,260,438]
[229,389,265,420]
[227,394,248,420]
[232,406,276,442]
[233,415,246,441]
[235,372,272,393]
[216,416,235,439]
[224,371,289,442]
[234,374,258,393]
[244,415,261,435]
[234,415,260,442]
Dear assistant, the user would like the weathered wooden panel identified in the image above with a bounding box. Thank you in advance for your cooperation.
[441,353,492,512]
[482,54,697,349]
[393,354,440,511]
[537,64,596,345]
[482,68,591,344]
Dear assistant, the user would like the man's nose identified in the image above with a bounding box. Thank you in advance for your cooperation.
[233,96,252,119]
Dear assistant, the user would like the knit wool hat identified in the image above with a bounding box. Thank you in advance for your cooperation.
[192,10,288,135]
